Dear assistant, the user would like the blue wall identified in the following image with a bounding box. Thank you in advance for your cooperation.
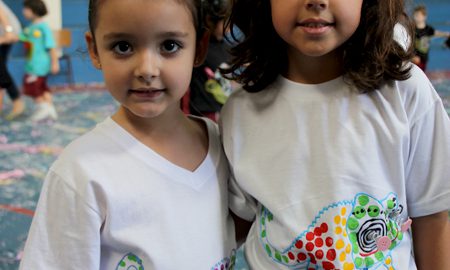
[4,0,103,86]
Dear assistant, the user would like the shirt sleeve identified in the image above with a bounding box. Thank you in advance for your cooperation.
[18,31,28,42]
[219,102,258,222]
[406,96,450,217]
[228,169,258,222]
[42,24,56,49]
[19,170,103,270]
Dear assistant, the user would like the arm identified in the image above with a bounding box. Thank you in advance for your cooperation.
[19,170,102,269]
[434,30,450,38]
[0,4,17,44]
[412,211,450,270]
[49,47,60,74]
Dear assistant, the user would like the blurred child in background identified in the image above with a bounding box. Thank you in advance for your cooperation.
[20,0,59,121]
[412,5,450,71]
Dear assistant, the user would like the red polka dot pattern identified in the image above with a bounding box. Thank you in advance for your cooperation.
[288,222,338,268]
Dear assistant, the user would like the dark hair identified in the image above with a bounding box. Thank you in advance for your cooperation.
[413,5,427,16]
[88,0,205,41]
[204,0,229,23]
[223,0,414,93]
[23,0,48,17]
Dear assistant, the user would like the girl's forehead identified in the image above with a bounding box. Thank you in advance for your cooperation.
[95,0,195,22]
[94,0,196,36]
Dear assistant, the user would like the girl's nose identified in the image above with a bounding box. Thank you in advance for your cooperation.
[306,0,328,10]
[134,50,160,84]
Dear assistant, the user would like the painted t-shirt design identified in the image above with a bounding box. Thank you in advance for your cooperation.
[260,193,411,269]
[115,251,236,270]
[211,249,236,270]
[116,253,144,270]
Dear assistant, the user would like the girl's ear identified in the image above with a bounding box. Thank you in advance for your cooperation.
[85,31,102,69]
[194,30,211,67]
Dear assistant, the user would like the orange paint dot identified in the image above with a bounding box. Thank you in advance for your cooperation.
[344,262,355,270]
[336,239,345,249]
[334,215,341,224]
[339,251,347,262]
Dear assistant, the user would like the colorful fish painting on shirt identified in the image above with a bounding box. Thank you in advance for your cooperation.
[260,193,411,269]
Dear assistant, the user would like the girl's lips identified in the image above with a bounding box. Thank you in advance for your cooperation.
[300,24,332,35]
[129,89,165,99]
[297,20,334,35]
[298,18,334,26]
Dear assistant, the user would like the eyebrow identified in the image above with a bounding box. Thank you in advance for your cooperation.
[102,31,190,41]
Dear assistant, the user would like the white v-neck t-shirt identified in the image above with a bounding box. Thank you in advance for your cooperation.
[20,116,236,270]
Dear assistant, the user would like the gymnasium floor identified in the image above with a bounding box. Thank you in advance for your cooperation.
[0,74,449,270]
[0,86,116,269]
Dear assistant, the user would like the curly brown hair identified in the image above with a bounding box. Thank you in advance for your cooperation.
[223,0,415,93]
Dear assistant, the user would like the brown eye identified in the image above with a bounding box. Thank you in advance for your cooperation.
[161,40,181,54]
[113,41,133,55]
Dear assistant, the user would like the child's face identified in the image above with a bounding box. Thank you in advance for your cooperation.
[270,0,362,60]
[22,7,36,21]
[86,0,204,120]
[413,11,426,26]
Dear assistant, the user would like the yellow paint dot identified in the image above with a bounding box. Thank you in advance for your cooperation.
[344,262,355,270]
[336,239,345,249]
[33,30,42,38]
[335,226,342,234]
[389,267,394,270]
[346,244,352,254]
[334,215,341,224]
[341,207,347,216]
[339,251,346,262]
[341,218,347,226]
[385,257,392,264]
[343,230,347,237]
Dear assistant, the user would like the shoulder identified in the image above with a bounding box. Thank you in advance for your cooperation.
[385,64,441,122]
[222,82,280,116]
[34,22,51,33]
[52,119,116,169]
[395,64,439,102]
[426,25,435,31]
[189,115,220,141]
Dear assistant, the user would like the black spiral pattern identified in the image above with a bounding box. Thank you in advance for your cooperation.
[357,219,387,253]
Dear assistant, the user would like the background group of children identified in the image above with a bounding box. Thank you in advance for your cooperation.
[8,0,450,269]
[0,0,58,122]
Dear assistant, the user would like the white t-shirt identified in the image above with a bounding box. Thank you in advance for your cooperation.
[20,116,236,270]
[220,65,450,270]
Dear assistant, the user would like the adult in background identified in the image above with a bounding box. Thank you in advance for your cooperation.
[0,0,25,120]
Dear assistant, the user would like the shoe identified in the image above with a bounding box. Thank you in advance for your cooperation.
[5,99,26,120]
[48,104,58,120]
[30,103,57,122]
